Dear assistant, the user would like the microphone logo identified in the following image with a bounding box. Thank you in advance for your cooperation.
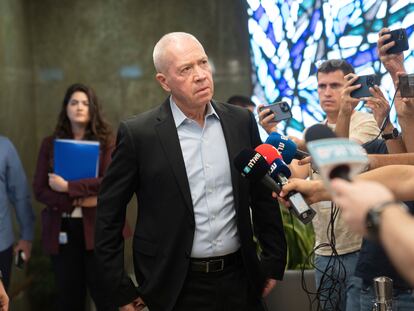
[243,152,262,175]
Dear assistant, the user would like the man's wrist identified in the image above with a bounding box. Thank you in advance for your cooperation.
[366,200,408,240]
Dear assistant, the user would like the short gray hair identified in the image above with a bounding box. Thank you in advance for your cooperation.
[153,32,200,73]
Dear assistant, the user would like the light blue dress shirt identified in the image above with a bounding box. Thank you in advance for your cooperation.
[170,98,240,258]
[0,136,35,252]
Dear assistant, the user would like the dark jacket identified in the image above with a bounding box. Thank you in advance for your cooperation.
[33,136,114,254]
[95,99,287,311]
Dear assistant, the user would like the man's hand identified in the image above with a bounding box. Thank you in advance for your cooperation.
[48,173,69,192]
[340,73,362,116]
[257,104,278,134]
[273,178,329,207]
[331,179,395,235]
[119,297,146,311]
[14,240,32,262]
[377,28,405,80]
[0,279,9,311]
[363,85,391,128]
[262,278,277,297]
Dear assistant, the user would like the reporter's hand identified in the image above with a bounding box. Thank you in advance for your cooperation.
[297,156,312,166]
[377,28,405,79]
[274,178,329,207]
[257,104,278,134]
[340,73,362,115]
[363,85,390,128]
[48,173,69,192]
[331,179,395,235]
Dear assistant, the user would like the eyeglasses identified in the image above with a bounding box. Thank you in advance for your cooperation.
[316,59,348,69]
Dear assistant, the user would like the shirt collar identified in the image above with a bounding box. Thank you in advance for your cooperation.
[169,96,219,128]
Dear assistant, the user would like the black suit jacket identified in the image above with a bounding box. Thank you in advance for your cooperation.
[95,98,287,311]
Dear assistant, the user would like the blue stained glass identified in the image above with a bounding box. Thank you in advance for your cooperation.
[266,23,278,47]
[253,4,265,21]
[309,10,320,32]
[291,40,305,57]
[247,0,414,135]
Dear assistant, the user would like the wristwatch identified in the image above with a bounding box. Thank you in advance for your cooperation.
[381,128,400,140]
[366,200,408,240]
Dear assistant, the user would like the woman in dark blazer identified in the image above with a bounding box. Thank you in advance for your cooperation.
[33,83,116,311]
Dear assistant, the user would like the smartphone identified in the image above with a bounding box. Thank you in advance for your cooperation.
[399,74,414,98]
[15,250,25,269]
[383,28,409,54]
[259,101,292,122]
[350,74,379,99]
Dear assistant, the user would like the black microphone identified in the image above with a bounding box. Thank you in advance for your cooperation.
[235,148,316,224]
[233,149,282,194]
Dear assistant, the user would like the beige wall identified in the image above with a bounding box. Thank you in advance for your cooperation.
[0,1,252,309]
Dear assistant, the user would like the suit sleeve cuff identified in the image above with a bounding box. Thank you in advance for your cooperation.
[116,277,140,307]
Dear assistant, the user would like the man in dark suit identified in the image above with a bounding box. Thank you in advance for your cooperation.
[95,32,286,311]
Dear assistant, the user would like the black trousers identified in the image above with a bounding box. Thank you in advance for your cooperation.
[50,218,115,311]
[173,258,266,311]
[0,245,13,291]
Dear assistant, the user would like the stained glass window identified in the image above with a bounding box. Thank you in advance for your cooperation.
[247,0,414,136]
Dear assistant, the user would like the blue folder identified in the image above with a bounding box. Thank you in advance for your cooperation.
[54,139,100,181]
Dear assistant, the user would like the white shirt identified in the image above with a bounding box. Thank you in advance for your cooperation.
[170,98,240,258]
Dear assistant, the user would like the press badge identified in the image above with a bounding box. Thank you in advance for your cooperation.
[59,232,68,244]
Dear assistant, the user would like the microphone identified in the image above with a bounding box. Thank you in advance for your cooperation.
[304,124,369,183]
[254,145,316,224]
[265,132,309,164]
[233,149,282,193]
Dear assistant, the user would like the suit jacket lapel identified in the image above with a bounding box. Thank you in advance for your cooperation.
[154,99,194,217]
[212,101,241,212]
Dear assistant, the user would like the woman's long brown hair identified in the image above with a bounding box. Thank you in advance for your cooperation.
[53,83,112,148]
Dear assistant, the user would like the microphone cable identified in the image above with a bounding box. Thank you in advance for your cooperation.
[299,202,347,311]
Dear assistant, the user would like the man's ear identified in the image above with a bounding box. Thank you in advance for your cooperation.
[156,73,171,92]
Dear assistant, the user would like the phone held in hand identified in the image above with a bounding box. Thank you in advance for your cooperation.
[399,74,414,98]
[259,101,292,122]
[15,250,25,269]
[350,74,379,99]
[383,28,409,54]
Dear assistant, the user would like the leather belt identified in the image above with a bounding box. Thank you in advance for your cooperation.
[190,250,241,273]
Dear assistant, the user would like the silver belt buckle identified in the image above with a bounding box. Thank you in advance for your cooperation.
[206,259,224,273]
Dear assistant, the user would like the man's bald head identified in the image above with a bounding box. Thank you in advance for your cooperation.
[153,32,204,73]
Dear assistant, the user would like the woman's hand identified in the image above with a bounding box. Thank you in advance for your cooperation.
[48,173,69,192]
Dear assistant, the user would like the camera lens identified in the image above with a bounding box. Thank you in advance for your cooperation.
[280,102,289,112]
[366,76,374,87]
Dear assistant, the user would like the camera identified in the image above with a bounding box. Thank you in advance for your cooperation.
[259,101,292,123]
[383,28,409,54]
[399,74,414,98]
[350,74,379,99]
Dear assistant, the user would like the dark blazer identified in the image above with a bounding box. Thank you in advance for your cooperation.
[95,98,287,311]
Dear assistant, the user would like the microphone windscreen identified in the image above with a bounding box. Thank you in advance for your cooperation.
[269,158,292,179]
[255,144,282,165]
[265,132,297,164]
[233,149,270,182]
[304,124,336,143]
